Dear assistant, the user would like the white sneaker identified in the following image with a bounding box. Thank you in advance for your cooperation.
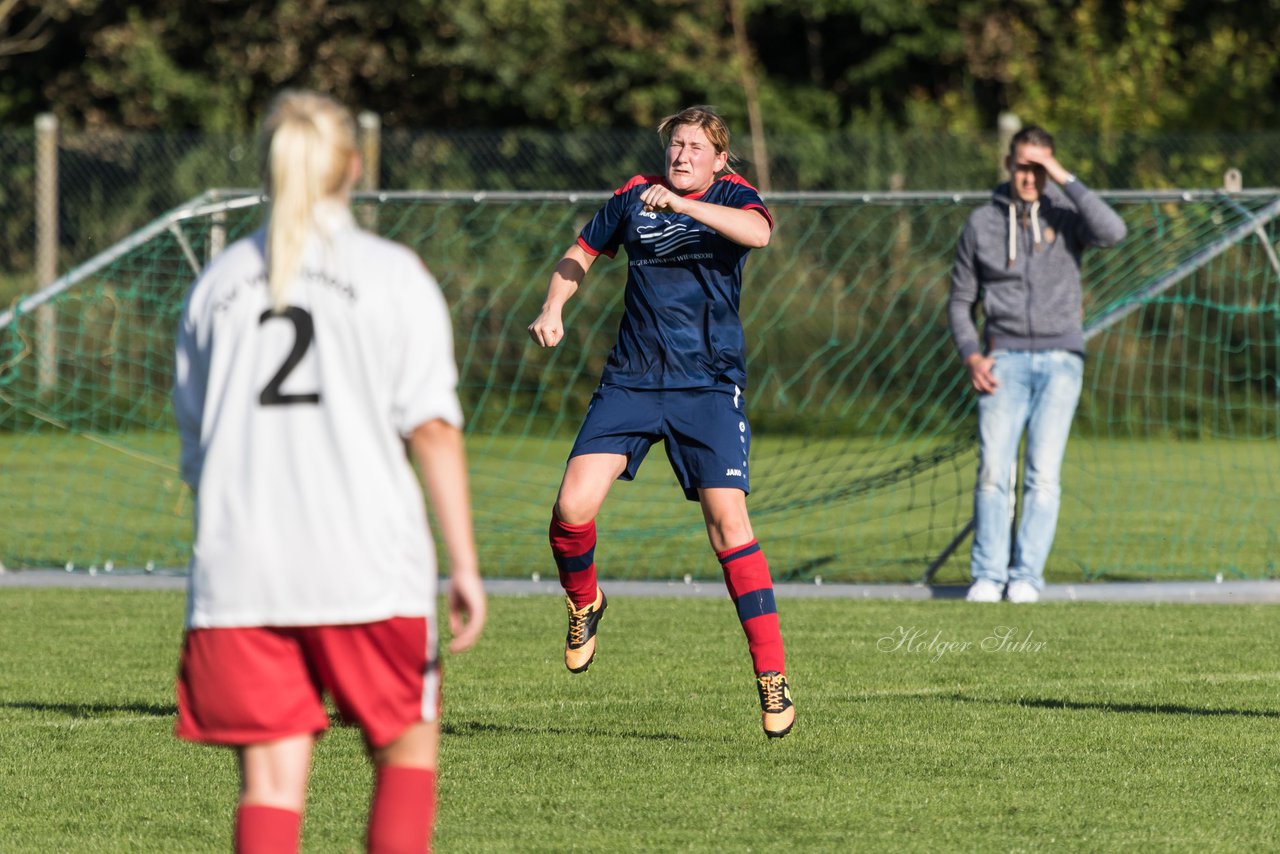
[965,579,1003,603]
[1006,580,1040,603]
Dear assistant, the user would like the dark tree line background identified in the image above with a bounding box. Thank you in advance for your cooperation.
[3,0,1279,136]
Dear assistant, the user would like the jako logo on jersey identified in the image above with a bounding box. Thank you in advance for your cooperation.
[637,223,701,256]
[725,468,744,477]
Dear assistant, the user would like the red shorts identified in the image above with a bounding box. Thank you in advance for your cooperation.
[175,617,440,749]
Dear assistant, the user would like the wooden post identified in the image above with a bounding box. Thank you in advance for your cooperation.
[890,172,911,283]
[358,111,380,191]
[729,0,770,193]
[997,112,1021,180]
[35,112,58,399]
[208,209,226,262]
[357,111,380,229]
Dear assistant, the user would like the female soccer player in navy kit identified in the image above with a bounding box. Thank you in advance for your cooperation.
[527,105,794,738]
[173,90,486,853]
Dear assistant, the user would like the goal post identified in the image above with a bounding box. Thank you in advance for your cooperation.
[1,189,1276,582]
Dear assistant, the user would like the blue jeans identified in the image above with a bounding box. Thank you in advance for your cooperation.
[971,349,1084,589]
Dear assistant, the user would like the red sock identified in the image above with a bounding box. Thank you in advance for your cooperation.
[717,539,786,674]
[235,804,301,854]
[549,516,598,608]
[367,766,436,854]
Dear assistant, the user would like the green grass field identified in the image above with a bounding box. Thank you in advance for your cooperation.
[2,588,1278,852]
[1,429,1277,583]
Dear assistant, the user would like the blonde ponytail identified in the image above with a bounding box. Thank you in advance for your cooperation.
[258,90,357,312]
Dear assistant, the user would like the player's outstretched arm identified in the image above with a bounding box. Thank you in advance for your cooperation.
[528,242,597,348]
[409,417,486,653]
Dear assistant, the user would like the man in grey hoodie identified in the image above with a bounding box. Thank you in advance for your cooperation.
[948,125,1126,603]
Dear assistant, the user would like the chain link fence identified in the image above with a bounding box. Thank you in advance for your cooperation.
[3,123,1279,286]
[2,189,1276,578]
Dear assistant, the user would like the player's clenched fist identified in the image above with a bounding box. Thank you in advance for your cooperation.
[640,183,684,214]
[527,311,564,347]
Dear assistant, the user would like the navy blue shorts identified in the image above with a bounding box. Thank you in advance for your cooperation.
[569,384,751,501]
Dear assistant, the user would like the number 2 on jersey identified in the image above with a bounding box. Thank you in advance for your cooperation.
[258,306,321,406]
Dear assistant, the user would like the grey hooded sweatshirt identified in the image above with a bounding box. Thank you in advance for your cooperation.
[948,178,1127,363]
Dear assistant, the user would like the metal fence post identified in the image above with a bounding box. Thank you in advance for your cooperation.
[35,112,58,399]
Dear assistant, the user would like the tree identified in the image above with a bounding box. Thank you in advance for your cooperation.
[0,0,61,60]
[1,0,1279,135]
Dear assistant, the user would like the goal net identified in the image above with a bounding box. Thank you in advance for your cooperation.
[2,189,1277,582]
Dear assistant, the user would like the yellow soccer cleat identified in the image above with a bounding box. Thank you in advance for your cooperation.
[756,671,795,739]
[564,588,607,673]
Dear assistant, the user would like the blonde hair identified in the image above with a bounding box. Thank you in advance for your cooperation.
[657,105,738,174]
[258,90,357,311]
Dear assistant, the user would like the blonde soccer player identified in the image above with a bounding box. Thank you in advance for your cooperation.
[527,105,793,739]
[173,89,485,854]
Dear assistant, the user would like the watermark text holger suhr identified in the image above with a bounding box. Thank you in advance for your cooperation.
[877,626,1047,663]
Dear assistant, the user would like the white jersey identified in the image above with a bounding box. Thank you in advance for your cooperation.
[173,204,463,629]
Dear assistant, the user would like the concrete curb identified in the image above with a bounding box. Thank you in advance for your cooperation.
[2,569,1278,604]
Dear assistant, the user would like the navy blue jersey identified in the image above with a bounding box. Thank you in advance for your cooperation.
[577,174,773,390]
